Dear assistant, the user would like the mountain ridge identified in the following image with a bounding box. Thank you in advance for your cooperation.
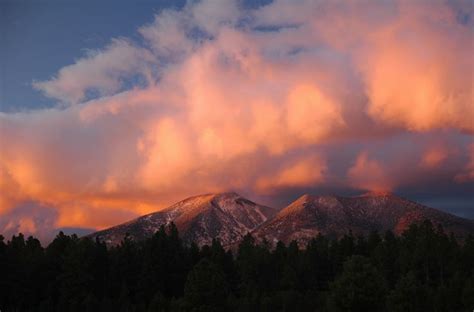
[88,192,474,248]
[253,193,474,246]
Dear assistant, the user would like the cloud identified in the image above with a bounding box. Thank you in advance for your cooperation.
[360,11,473,132]
[455,144,474,183]
[192,0,240,35]
[1,0,473,237]
[420,146,448,169]
[255,156,326,193]
[347,152,393,192]
[139,9,192,60]
[33,39,155,104]
[0,201,57,242]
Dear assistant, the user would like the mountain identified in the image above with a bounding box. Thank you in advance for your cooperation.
[253,192,474,246]
[88,192,474,248]
[88,192,276,247]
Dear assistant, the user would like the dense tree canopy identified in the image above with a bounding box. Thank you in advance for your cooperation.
[0,221,472,311]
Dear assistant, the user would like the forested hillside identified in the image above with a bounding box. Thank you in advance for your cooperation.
[1,220,473,311]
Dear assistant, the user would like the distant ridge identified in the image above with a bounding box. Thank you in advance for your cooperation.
[88,192,474,247]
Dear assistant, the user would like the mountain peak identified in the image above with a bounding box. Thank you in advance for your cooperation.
[254,192,474,246]
[294,194,315,203]
[89,192,275,247]
[213,191,241,199]
[357,190,394,198]
[181,191,241,203]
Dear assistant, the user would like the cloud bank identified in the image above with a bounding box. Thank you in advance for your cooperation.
[1,0,473,237]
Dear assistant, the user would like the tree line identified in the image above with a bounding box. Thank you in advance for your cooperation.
[0,220,473,311]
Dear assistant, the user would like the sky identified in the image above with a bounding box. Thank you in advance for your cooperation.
[0,0,473,242]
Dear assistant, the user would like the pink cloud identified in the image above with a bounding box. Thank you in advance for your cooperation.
[256,156,327,193]
[348,152,393,192]
[420,146,449,169]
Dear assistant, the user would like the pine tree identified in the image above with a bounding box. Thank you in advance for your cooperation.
[387,271,429,312]
[328,255,387,311]
[183,258,230,311]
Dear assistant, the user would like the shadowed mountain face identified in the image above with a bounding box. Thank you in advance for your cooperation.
[88,192,474,248]
[253,192,474,246]
[88,192,276,247]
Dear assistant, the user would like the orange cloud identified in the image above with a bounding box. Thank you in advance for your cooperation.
[255,156,326,193]
[286,84,345,145]
[359,2,473,132]
[348,152,393,192]
[420,147,448,169]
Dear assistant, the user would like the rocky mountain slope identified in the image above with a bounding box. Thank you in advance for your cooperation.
[253,192,474,246]
[88,192,275,247]
[88,192,474,248]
